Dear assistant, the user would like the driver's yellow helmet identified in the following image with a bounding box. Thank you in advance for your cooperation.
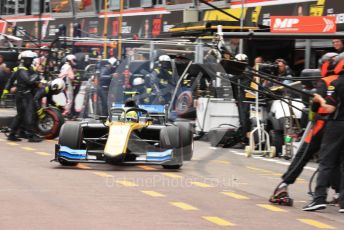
[121,111,138,122]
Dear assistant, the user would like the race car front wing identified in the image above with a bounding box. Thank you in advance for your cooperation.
[54,144,176,165]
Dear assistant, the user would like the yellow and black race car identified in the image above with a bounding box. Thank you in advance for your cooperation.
[54,105,193,169]
[54,43,198,169]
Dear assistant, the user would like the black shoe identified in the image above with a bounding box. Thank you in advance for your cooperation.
[7,134,22,142]
[302,200,327,211]
[18,131,28,139]
[28,135,43,143]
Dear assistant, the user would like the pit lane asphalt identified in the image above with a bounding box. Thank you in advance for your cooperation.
[0,131,343,230]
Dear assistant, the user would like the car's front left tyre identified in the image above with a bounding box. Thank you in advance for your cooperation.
[57,123,84,166]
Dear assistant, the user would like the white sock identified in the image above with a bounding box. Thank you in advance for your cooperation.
[278,182,288,189]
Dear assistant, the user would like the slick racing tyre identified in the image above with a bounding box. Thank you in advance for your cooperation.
[37,107,65,140]
[57,123,83,166]
[175,122,193,161]
[160,125,182,170]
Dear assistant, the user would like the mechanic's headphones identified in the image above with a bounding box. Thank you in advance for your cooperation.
[319,52,338,77]
[275,59,287,65]
[334,52,344,75]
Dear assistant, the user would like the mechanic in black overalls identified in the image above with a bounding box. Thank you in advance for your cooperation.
[98,57,117,116]
[34,78,66,120]
[149,55,175,104]
[303,57,344,212]
[5,50,42,142]
[230,53,252,146]
[131,76,152,105]
[270,52,341,206]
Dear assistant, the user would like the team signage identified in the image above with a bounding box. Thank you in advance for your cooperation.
[271,16,336,33]
[0,21,7,33]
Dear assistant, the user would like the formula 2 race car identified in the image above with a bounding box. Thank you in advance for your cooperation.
[53,44,202,169]
[54,105,193,169]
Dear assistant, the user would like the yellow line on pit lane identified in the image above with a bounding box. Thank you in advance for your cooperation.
[47,139,58,143]
[249,166,307,181]
[298,219,335,229]
[296,178,306,184]
[93,173,138,187]
[137,165,157,171]
[115,180,138,187]
[21,147,36,151]
[257,204,288,212]
[211,160,230,165]
[141,190,165,197]
[6,142,19,146]
[202,216,235,227]
[247,166,274,174]
[35,151,52,156]
[93,172,113,177]
[222,191,250,200]
[77,164,92,170]
[170,202,198,211]
[294,200,307,203]
[190,181,214,188]
[161,172,182,179]
[258,173,282,177]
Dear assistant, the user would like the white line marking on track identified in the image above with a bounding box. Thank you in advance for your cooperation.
[209,147,219,150]
[304,166,317,171]
[230,150,317,171]
[231,150,246,156]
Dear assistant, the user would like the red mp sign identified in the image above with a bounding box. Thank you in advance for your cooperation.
[271,16,336,33]
[0,21,7,33]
